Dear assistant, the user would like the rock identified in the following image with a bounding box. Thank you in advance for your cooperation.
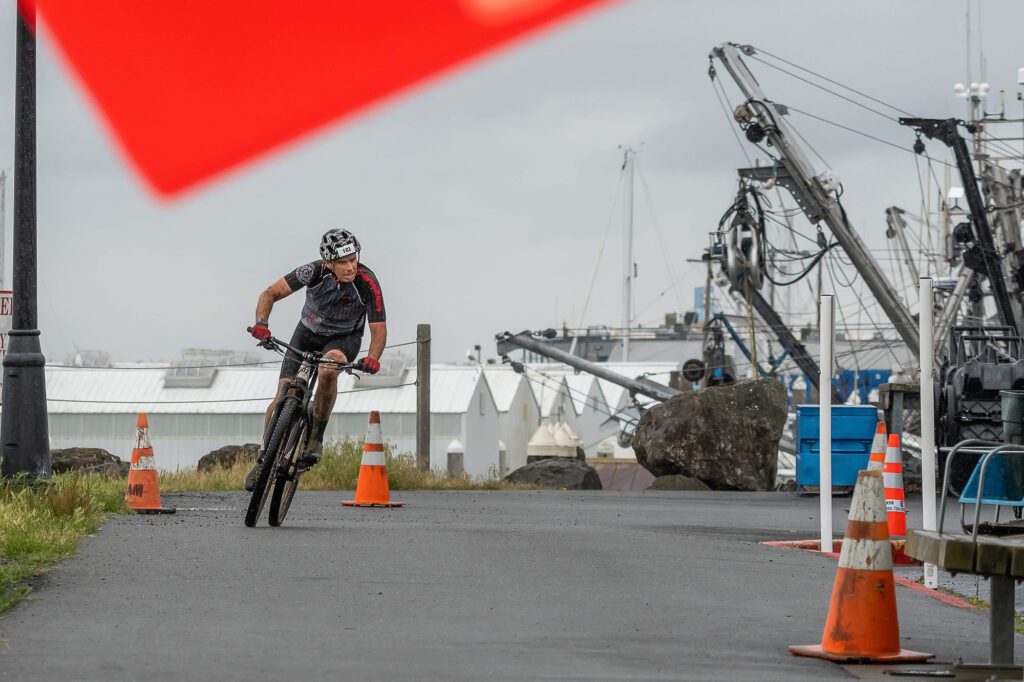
[632,379,789,491]
[505,457,603,490]
[51,448,129,477]
[646,474,712,491]
[198,444,260,472]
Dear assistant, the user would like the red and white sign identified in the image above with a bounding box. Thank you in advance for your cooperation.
[0,291,11,364]
[0,290,11,406]
[23,0,614,196]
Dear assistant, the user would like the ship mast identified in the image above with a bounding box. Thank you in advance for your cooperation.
[621,147,636,361]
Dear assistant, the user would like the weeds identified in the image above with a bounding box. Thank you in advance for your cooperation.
[159,438,535,491]
[0,474,123,613]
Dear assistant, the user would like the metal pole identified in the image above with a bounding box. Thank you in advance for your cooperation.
[416,323,431,472]
[496,331,679,402]
[1,8,50,481]
[622,149,634,362]
[819,295,833,550]
[919,277,938,589]
[989,575,1014,665]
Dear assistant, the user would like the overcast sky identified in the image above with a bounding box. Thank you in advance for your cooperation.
[1,0,1023,365]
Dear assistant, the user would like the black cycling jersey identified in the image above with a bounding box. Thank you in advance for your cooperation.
[283,261,386,336]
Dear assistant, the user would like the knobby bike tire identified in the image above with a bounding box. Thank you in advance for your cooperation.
[269,419,307,527]
[244,398,299,527]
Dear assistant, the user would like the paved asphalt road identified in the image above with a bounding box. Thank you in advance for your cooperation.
[0,490,1003,681]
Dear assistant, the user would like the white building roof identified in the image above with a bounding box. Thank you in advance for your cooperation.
[43,365,488,415]
[483,367,530,413]
[564,373,608,416]
[525,371,571,418]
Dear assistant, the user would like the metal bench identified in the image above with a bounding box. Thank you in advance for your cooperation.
[905,438,1024,670]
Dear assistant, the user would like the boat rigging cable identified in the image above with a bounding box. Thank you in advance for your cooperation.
[636,159,687,312]
[577,164,625,329]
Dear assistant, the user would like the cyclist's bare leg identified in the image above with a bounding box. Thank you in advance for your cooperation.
[298,349,347,466]
[312,349,348,432]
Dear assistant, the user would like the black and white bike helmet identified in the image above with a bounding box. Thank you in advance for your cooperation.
[320,228,361,261]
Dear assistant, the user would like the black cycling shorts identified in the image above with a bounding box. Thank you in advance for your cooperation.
[279,322,363,379]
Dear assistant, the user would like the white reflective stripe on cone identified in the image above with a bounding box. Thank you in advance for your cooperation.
[838,538,893,571]
[849,474,887,523]
[365,424,383,444]
[883,472,904,488]
[361,451,386,466]
[131,457,158,471]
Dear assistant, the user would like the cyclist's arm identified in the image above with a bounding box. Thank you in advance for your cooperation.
[255,278,294,323]
[366,321,387,360]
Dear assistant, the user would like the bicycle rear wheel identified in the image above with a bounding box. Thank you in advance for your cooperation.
[244,398,298,528]
[268,420,307,527]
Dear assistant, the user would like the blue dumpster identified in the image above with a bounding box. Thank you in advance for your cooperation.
[795,405,878,487]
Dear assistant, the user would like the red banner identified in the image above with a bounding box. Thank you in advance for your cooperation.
[25,1,612,196]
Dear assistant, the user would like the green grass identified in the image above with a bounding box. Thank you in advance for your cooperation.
[0,474,126,613]
[160,438,534,492]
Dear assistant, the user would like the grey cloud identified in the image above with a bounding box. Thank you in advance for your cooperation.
[1,1,1023,364]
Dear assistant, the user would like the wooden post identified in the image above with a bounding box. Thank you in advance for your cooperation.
[416,323,431,472]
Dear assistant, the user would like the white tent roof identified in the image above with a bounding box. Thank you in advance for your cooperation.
[43,365,487,415]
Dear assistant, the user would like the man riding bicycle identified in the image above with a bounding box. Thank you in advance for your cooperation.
[245,228,386,491]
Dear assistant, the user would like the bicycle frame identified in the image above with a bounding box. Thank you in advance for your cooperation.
[255,331,356,464]
[245,327,359,527]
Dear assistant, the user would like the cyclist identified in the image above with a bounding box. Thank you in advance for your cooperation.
[245,228,386,491]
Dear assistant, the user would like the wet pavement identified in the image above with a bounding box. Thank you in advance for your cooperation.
[0,490,1008,681]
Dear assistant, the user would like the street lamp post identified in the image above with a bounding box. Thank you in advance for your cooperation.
[1,7,50,480]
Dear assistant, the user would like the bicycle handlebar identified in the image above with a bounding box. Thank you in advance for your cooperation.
[246,326,359,371]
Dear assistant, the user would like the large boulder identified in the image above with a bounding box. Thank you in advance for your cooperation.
[51,448,129,477]
[646,474,712,491]
[632,379,788,491]
[505,457,603,490]
[198,444,260,472]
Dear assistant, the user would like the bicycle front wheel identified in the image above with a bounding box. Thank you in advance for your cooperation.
[269,420,307,527]
[244,398,299,528]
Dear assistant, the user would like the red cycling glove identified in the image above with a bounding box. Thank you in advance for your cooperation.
[251,323,271,342]
[357,357,381,374]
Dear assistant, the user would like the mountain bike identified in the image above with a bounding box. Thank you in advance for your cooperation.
[244,327,359,527]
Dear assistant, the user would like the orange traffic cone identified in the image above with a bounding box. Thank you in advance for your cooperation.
[883,433,907,537]
[125,414,175,514]
[867,420,887,471]
[342,411,404,508]
[789,469,931,662]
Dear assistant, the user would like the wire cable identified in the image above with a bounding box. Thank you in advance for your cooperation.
[47,381,420,404]
[637,159,686,312]
[710,73,753,165]
[577,162,626,329]
[787,106,956,169]
[46,339,423,370]
[749,45,917,118]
